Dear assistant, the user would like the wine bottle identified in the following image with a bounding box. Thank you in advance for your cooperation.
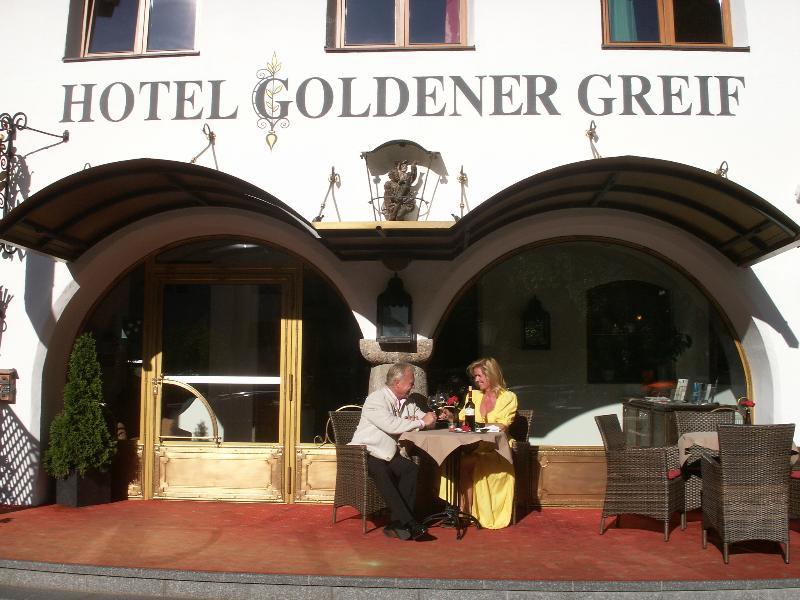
[464,386,475,431]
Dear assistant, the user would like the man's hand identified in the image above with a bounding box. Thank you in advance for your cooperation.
[422,411,436,428]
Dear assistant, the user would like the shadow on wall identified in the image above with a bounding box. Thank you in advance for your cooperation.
[741,266,798,350]
[24,251,57,346]
[0,404,41,505]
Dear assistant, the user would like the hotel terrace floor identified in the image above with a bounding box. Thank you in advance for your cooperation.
[3,501,800,599]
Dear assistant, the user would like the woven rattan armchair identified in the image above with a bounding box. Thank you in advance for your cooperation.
[329,409,387,534]
[674,409,737,512]
[509,409,534,525]
[791,472,800,520]
[596,414,685,541]
[701,424,795,563]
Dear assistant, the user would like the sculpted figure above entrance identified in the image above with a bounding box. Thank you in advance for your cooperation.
[382,160,418,221]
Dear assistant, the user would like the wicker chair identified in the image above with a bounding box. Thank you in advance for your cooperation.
[509,409,534,525]
[329,409,387,533]
[701,424,795,563]
[674,409,737,512]
[596,414,685,541]
[791,470,800,520]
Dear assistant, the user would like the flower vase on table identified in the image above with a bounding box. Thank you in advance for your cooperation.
[737,397,755,425]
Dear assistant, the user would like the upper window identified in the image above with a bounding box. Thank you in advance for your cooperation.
[83,0,197,56]
[602,0,732,48]
[331,0,468,50]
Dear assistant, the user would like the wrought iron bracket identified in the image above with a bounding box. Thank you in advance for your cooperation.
[1,111,69,217]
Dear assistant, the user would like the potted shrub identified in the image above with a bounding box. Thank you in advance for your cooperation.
[44,332,117,507]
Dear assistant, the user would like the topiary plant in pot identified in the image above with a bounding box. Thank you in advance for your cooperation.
[44,332,117,507]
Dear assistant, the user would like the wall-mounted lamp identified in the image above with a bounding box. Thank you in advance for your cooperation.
[0,368,18,403]
[377,274,414,345]
[522,296,551,350]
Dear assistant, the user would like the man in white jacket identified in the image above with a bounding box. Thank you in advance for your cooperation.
[350,362,436,540]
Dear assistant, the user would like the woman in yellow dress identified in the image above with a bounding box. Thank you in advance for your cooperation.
[458,357,518,529]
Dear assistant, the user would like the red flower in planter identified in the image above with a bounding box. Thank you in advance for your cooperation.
[446,395,458,406]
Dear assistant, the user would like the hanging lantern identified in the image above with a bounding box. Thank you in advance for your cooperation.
[376,274,414,345]
[522,296,551,350]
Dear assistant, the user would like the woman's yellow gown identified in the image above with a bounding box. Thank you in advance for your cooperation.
[440,388,518,529]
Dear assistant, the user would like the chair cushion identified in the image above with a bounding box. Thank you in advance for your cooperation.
[790,470,800,479]
[667,468,682,480]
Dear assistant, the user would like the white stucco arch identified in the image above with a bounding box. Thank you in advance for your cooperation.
[409,207,782,424]
[27,206,391,503]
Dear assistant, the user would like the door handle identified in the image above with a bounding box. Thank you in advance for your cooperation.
[152,374,163,398]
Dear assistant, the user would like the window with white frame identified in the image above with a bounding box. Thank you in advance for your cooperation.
[83,0,198,56]
[331,0,468,49]
[602,0,732,47]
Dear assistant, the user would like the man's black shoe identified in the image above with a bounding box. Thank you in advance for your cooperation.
[409,521,427,540]
[384,521,411,540]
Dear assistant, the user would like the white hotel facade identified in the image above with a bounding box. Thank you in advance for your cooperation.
[0,0,798,507]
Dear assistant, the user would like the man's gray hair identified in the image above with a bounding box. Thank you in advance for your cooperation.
[385,362,413,386]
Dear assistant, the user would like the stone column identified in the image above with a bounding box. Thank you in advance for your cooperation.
[359,339,433,397]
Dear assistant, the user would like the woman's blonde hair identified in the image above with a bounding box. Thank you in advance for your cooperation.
[467,357,507,393]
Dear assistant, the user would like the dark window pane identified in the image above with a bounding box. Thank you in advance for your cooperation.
[162,284,280,376]
[586,281,679,383]
[300,269,369,443]
[345,0,395,45]
[147,0,197,51]
[410,0,461,44]
[87,0,139,53]
[674,0,724,43]
[607,0,660,42]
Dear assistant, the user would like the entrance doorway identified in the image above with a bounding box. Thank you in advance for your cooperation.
[80,238,368,503]
[142,268,301,501]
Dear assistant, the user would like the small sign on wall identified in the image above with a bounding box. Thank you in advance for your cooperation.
[0,369,18,403]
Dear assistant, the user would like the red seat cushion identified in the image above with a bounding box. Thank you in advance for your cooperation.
[790,471,800,479]
[667,469,682,480]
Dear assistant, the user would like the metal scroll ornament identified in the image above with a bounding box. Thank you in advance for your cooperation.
[0,112,26,214]
[252,53,291,151]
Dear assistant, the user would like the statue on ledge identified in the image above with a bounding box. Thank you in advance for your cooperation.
[382,160,418,221]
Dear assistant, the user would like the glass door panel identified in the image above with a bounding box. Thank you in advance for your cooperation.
[160,379,218,442]
[161,283,283,443]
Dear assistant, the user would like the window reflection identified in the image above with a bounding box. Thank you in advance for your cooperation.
[410,0,461,44]
[345,0,395,45]
[88,0,139,53]
[607,0,660,42]
[85,0,197,55]
[605,0,727,45]
[147,0,197,51]
[428,242,746,445]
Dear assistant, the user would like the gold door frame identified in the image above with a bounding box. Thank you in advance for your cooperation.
[139,260,302,501]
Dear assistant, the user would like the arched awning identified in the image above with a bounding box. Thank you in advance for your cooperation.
[1,156,798,266]
[317,156,800,267]
[0,158,318,261]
